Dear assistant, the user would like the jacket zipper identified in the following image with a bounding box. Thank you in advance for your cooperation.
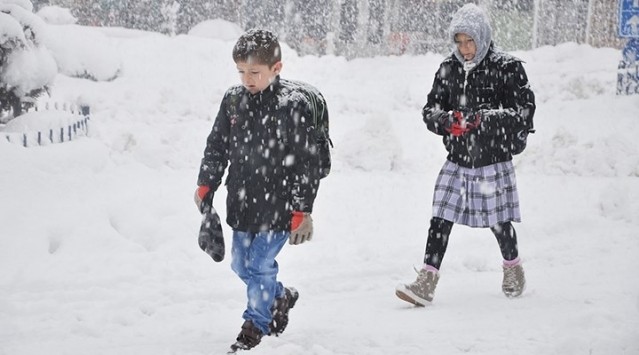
[463,68,475,167]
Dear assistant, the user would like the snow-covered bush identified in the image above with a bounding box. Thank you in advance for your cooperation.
[36,5,77,25]
[43,24,121,82]
[29,5,122,82]
[188,19,243,41]
[0,0,56,119]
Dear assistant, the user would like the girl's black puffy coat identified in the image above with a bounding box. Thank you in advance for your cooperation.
[197,77,321,233]
[423,46,536,168]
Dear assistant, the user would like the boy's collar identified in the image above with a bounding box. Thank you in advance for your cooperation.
[247,75,281,98]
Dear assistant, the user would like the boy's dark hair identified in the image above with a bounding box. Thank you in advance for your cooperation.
[232,29,281,67]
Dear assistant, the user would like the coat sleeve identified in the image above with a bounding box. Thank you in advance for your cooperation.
[197,94,231,189]
[477,60,536,136]
[422,63,452,136]
[289,99,321,213]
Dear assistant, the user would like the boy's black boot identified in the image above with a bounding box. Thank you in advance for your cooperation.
[229,320,263,352]
[269,287,299,336]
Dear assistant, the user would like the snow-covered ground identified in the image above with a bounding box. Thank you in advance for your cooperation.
[1,20,638,355]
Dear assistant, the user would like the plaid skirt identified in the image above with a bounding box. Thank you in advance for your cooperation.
[432,160,521,228]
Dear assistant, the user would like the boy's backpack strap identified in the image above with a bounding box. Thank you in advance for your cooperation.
[303,90,332,147]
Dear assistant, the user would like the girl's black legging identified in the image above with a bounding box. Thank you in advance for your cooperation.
[423,217,519,270]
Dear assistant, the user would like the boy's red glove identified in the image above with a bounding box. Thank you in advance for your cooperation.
[196,186,210,200]
[290,211,313,245]
[194,185,213,213]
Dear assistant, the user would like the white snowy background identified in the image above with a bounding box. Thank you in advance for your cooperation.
[1,8,639,355]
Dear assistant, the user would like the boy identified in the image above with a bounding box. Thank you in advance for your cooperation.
[395,4,536,306]
[195,29,328,352]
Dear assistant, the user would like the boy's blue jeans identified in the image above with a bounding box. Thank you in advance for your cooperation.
[231,230,288,335]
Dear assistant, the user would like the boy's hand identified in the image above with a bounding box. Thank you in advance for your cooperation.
[194,186,214,213]
[289,211,313,245]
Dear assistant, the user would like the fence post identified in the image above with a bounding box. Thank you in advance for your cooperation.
[617,1,639,95]
[617,39,639,95]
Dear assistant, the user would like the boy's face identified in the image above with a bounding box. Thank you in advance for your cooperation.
[454,33,476,61]
[236,61,282,94]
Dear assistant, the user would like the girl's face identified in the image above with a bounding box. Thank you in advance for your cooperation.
[236,61,282,94]
[455,33,476,61]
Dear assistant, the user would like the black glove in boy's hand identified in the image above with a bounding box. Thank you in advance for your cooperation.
[289,211,313,245]
[198,204,225,262]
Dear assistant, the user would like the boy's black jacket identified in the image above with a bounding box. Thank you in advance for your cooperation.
[198,76,322,233]
[423,45,536,168]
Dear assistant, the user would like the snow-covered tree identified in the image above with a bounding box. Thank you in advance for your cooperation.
[0,0,56,120]
[30,0,624,58]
